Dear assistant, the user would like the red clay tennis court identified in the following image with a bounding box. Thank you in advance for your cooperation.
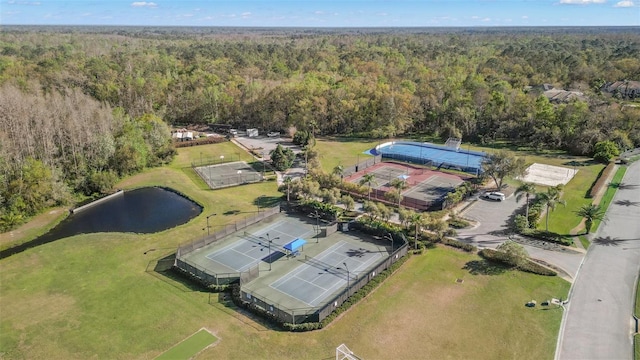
[344,161,469,210]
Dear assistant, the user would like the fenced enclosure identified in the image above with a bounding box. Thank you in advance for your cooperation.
[194,161,263,189]
[376,141,486,175]
[239,233,408,325]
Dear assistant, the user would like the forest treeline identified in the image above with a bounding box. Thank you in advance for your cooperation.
[0,27,639,230]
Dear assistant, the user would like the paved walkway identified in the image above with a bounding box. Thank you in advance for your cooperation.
[556,160,640,360]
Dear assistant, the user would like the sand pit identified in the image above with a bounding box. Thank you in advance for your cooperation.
[518,163,578,187]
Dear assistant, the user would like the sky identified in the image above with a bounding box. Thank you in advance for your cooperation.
[1,0,639,27]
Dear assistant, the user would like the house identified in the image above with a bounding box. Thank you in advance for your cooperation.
[603,80,640,99]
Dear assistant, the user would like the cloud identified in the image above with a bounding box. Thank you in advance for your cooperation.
[614,0,635,6]
[559,0,606,4]
[522,15,529,19]
[131,2,157,8]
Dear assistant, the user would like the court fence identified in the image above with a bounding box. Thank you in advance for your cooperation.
[341,187,444,211]
[190,153,242,168]
[342,155,383,178]
[194,166,263,190]
[174,206,280,285]
[238,232,409,325]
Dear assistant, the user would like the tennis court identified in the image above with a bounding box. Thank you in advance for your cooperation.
[269,241,383,307]
[402,173,465,203]
[205,218,314,272]
[375,141,486,175]
[194,161,262,189]
[347,163,419,190]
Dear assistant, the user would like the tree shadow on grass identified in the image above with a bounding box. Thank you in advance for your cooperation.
[463,259,511,275]
[563,159,598,167]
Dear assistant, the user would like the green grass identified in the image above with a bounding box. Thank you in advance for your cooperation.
[578,235,590,249]
[314,137,379,173]
[155,329,217,360]
[0,140,571,359]
[590,166,627,233]
[635,334,639,360]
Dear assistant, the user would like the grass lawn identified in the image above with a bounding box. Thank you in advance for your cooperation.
[314,137,379,173]
[0,206,68,251]
[590,166,627,233]
[155,329,217,360]
[0,140,570,359]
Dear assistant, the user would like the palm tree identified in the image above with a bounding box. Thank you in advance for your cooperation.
[515,182,537,228]
[359,173,377,200]
[390,178,408,207]
[408,212,427,250]
[575,204,605,234]
[537,185,566,231]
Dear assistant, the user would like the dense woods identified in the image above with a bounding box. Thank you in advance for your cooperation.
[0,26,639,230]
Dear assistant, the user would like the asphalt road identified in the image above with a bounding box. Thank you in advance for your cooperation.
[457,194,585,280]
[557,160,640,360]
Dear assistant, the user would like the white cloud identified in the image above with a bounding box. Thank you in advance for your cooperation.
[522,15,529,19]
[241,11,251,17]
[7,1,42,5]
[614,0,635,6]
[559,0,606,4]
[377,12,388,16]
[131,2,157,8]
[314,10,325,15]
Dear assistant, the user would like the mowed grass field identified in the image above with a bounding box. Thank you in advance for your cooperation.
[0,140,570,359]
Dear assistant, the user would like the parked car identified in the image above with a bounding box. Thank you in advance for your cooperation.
[267,131,281,137]
[483,191,506,201]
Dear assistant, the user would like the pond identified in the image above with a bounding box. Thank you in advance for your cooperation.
[1,187,202,259]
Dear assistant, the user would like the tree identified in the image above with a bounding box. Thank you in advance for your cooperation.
[537,185,566,231]
[575,204,605,234]
[482,150,528,190]
[389,178,408,207]
[359,173,378,200]
[408,211,427,250]
[496,240,528,267]
[332,164,344,182]
[283,176,292,202]
[593,140,620,163]
[515,182,537,228]
[340,194,355,212]
[270,144,295,171]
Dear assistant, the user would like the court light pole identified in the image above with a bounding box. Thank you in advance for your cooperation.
[260,233,280,271]
[206,213,217,236]
[343,262,350,289]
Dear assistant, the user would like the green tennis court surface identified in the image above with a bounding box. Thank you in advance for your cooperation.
[155,329,217,360]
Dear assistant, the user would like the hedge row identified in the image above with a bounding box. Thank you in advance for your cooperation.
[478,249,557,276]
[284,253,412,331]
[439,237,477,252]
[589,161,616,198]
[173,136,227,148]
[520,229,573,246]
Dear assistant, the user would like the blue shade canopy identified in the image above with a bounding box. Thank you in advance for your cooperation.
[284,238,307,252]
[398,174,410,180]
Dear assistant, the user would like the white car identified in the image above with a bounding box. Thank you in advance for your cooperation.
[267,132,280,137]
[484,191,506,201]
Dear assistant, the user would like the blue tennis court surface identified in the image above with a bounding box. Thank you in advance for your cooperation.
[376,141,486,175]
[205,219,314,272]
[270,241,383,306]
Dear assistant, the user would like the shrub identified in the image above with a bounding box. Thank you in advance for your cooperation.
[589,161,616,198]
[447,216,470,229]
[173,136,226,148]
[478,248,557,276]
[440,237,477,252]
[521,229,573,246]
